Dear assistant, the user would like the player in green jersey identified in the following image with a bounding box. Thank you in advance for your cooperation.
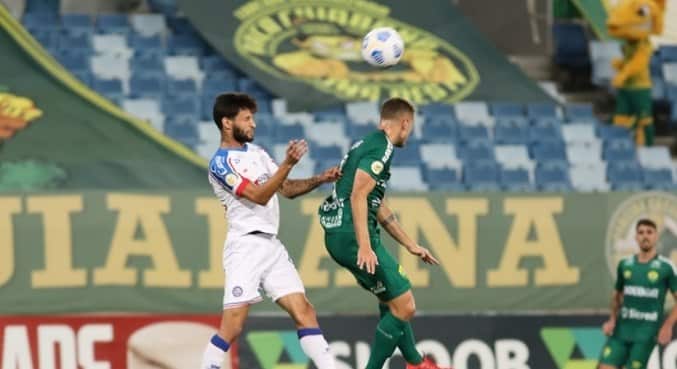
[599,218,677,369]
[318,98,447,369]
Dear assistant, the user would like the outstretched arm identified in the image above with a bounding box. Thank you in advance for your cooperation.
[377,200,439,265]
[279,167,341,198]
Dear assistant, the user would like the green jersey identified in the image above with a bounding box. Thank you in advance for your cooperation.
[318,130,394,237]
[614,254,677,342]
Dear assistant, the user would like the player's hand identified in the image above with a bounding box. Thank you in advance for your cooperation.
[602,319,616,336]
[658,324,673,345]
[319,166,341,183]
[407,244,439,265]
[283,139,308,166]
[357,246,378,274]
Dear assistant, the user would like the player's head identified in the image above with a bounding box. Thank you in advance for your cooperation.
[379,97,415,147]
[213,93,258,144]
[635,218,658,252]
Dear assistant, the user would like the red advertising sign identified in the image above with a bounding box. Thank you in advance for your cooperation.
[0,315,237,369]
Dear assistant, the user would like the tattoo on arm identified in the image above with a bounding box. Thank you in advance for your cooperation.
[281,176,321,198]
[381,213,397,227]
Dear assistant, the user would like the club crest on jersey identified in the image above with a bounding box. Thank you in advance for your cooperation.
[371,161,384,175]
[605,192,677,277]
[624,270,632,279]
[648,270,659,282]
[225,173,238,186]
[232,286,243,297]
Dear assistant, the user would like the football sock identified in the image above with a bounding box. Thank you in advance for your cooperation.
[298,328,336,369]
[201,334,229,369]
[366,311,406,369]
[379,304,423,365]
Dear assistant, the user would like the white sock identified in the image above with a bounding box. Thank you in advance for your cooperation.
[298,328,335,369]
[201,334,229,369]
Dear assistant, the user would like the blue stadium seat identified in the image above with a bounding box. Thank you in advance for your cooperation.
[529,121,562,143]
[420,103,454,117]
[598,125,631,141]
[61,13,92,36]
[55,51,90,73]
[458,141,495,163]
[464,162,500,191]
[490,102,524,118]
[147,0,178,16]
[564,103,595,121]
[348,123,376,139]
[643,169,676,190]
[96,14,130,35]
[92,78,124,103]
[30,29,57,49]
[458,125,490,144]
[275,124,305,143]
[163,96,200,121]
[71,70,92,85]
[652,78,667,101]
[130,55,166,79]
[166,16,196,35]
[500,168,534,191]
[203,78,238,96]
[531,140,567,163]
[607,162,644,190]
[310,145,343,162]
[423,167,465,191]
[603,139,637,162]
[201,55,236,74]
[57,33,92,52]
[130,76,165,100]
[168,34,206,56]
[422,120,456,143]
[527,103,558,119]
[535,164,572,191]
[396,141,422,166]
[22,12,58,31]
[165,119,199,148]
[495,124,529,145]
[130,35,164,53]
[167,79,197,98]
[660,45,677,63]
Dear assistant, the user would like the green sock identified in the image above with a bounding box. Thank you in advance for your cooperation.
[366,311,406,369]
[378,304,423,365]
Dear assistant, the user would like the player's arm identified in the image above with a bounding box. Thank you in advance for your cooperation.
[658,292,677,345]
[239,140,307,205]
[603,262,625,336]
[278,167,341,199]
[352,169,378,274]
[377,199,438,265]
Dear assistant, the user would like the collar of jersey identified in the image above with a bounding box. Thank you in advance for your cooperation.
[634,253,658,264]
[380,130,393,146]
[218,143,249,153]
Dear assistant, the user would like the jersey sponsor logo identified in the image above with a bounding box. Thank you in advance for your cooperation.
[371,160,384,174]
[319,198,345,229]
[621,307,659,322]
[231,1,479,105]
[381,141,394,163]
[623,285,659,298]
[605,192,677,277]
[225,173,238,187]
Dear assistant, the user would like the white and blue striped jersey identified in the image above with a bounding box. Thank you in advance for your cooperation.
[208,143,280,237]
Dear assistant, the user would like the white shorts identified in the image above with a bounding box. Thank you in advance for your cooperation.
[222,233,305,309]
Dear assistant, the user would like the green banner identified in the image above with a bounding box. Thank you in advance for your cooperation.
[572,0,611,39]
[0,5,206,191]
[2,191,676,314]
[178,0,552,111]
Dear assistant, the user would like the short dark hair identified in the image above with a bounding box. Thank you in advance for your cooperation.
[212,93,257,130]
[380,97,415,120]
[636,218,657,230]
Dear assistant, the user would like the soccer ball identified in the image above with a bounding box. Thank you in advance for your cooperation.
[361,27,404,67]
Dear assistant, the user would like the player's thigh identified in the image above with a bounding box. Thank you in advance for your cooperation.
[373,242,412,302]
[261,237,306,302]
[599,336,630,369]
[324,232,382,293]
[626,341,655,369]
[222,235,268,307]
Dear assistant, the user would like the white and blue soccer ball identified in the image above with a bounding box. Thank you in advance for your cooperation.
[361,27,404,67]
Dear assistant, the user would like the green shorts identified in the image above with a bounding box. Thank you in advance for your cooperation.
[324,232,411,301]
[599,336,655,369]
[615,88,652,119]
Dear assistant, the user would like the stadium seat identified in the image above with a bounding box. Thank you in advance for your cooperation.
[163,96,200,121]
[660,45,677,63]
[346,101,380,124]
[57,33,92,53]
[607,162,645,190]
[529,120,562,143]
[664,63,677,85]
[61,13,92,35]
[90,54,131,92]
[129,35,164,55]
[490,102,524,118]
[494,123,529,145]
[95,14,130,35]
[531,140,567,163]
[165,119,199,148]
[422,119,456,143]
[495,145,535,172]
[526,103,558,119]
[164,56,204,87]
[458,141,495,163]
[131,54,167,79]
[603,139,637,162]
[454,101,493,127]
[201,55,238,76]
[92,78,124,103]
[552,23,589,68]
[564,103,595,122]
[310,144,343,162]
[643,168,676,190]
[168,34,206,56]
[421,143,462,171]
[570,164,610,192]
[274,124,305,143]
[130,75,165,100]
[637,146,673,170]
[598,125,631,141]
[388,166,429,191]
[166,78,198,98]
[197,121,218,145]
[122,98,164,131]
[500,168,534,191]
[420,103,454,117]
[566,145,602,168]
[458,125,490,144]
[306,122,348,148]
[129,14,167,37]
[562,124,598,146]
[464,162,500,191]
[423,167,465,191]
[92,34,132,58]
[535,164,572,191]
[589,40,622,62]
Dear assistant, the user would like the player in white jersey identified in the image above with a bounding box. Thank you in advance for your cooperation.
[201,93,341,369]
